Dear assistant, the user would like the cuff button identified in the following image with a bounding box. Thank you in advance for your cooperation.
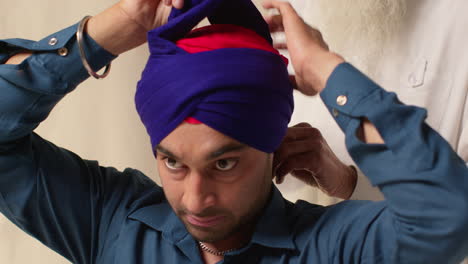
[57,47,68,57]
[336,95,348,106]
[48,37,58,46]
[332,108,339,117]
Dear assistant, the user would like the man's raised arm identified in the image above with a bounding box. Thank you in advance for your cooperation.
[0,1,180,262]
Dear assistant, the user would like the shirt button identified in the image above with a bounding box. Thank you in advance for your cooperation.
[336,95,348,106]
[48,37,58,46]
[332,108,339,117]
[57,47,68,57]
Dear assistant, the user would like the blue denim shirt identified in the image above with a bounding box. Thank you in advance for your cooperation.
[1,23,467,264]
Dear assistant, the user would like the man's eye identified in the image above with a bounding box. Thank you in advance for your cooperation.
[215,159,238,171]
[164,158,184,170]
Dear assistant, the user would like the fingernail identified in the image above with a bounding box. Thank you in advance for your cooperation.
[175,0,184,9]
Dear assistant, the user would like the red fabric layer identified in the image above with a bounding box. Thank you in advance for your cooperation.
[184,117,202,124]
[176,24,288,65]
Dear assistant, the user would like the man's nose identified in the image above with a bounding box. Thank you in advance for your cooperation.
[183,170,216,214]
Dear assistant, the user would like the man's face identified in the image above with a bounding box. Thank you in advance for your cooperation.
[156,122,273,243]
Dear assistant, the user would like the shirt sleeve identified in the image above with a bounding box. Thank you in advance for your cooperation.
[457,82,468,166]
[319,63,468,264]
[0,23,115,143]
[0,23,156,263]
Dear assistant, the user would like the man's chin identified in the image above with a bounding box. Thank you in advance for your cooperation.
[185,224,234,243]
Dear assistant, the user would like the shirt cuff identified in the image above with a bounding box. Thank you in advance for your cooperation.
[319,62,380,132]
[0,22,116,93]
[320,62,436,186]
[320,63,429,151]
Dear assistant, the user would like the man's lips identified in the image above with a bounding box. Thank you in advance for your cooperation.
[186,215,226,228]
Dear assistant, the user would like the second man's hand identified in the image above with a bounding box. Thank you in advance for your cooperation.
[264,0,384,145]
[87,0,184,56]
[263,0,344,95]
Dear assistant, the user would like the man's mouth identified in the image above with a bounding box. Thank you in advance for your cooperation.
[186,215,226,228]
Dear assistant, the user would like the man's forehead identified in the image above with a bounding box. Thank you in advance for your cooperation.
[161,122,231,145]
[157,122,250,160]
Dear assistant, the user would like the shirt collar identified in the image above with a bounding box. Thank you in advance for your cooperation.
[128,200,188,243]
[128,185,296,251]
[250,185,296,251]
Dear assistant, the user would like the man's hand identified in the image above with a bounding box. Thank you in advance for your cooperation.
[117,0,184,32]
[263,0,344,94]
[273,123,357,199]
[87,0,184,55]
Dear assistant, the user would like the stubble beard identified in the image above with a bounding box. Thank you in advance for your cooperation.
[180,209,239,243]
[178,160,273,243]
[179,185,272,243]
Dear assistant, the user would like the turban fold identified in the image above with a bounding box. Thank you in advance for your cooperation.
[135,0,294,153]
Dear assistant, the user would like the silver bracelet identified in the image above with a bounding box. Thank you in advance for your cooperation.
[76,16,111,79]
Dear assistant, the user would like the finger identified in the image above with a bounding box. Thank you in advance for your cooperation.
[275,168,317,185]
[289,75,298,89]
[273,42,288,50]
[164,0,172,6]
[265,15,284,33]
[173,0,184,9]
[262,0,303,31]
[293,122,312,128]
[276,137,320,161]
[274,126,322,170]
[262,0,277,10]
[281,125,322,143]
[275,173,285,184]
[262,0,296,16]
[291,170,318,187]
[273,137,320,170]
[275,153,319,185]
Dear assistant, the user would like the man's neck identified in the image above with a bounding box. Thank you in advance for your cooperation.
[198,229,253,264]
[200,250,223,264]
[200,222,254,252]
[197,185,274,262]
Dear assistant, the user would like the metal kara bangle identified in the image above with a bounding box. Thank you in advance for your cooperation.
[76,16,111,79]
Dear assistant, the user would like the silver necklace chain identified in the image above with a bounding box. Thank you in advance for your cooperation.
[198,242,238,256]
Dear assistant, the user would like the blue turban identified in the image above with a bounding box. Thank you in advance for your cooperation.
[135,0,294,153]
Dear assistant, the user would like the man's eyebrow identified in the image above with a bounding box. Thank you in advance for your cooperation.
[155,145,180,160]
[207,143,247,160]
